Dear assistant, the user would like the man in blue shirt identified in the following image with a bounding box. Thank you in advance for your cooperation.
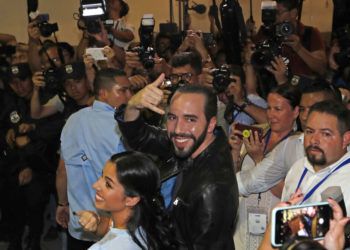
[56,68,131,249]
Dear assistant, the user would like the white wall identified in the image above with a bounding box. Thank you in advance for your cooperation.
[0,0,334,45]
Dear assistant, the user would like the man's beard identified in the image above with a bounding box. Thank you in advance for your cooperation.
[306,145,327,166]
[169,124,208,159]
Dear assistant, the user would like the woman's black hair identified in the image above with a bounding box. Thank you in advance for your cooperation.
[269,83,301,109]
[109,151,177,250]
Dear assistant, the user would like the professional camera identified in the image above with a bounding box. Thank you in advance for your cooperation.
[131,46,155,69]
[212,65,231,93]
[261,1,277,27]
[79,0,111,34]
[43,68,62,93]
[162,79,184,94]
[131,14,156,69]
[0,44,16,57]
[251,39,282,69]
[334,26,350,68]
[275,21,294,38]
[35,14,59,37]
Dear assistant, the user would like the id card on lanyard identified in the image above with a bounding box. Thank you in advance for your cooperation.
[295,158,350,204]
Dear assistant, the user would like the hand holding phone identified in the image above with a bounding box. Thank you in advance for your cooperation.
[85,48,107,61]
[234,123,263,142]
[271,202,331,248]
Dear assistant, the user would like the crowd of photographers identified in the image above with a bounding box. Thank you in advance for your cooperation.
[0,0,350,249]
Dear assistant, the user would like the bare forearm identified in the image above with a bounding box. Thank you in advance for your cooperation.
[243,104,268,124]
[76,36,89,61]
[95,216,111,237]
[30,88,43,119]
[28,38,42,72]
[258,223,276,250]
[296,48,327,75]
[56,158,68,205]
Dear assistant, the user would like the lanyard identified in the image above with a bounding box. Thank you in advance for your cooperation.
[295,158,350,204]
[263,129,292,155]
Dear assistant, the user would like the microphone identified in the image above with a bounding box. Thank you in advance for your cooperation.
[322,186,350,248]
[189,3,207,14]
[321,186,347,216]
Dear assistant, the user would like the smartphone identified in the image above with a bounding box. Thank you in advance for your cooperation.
[234,123,263,141]
[271,202,331,248]
[86,48,107,61]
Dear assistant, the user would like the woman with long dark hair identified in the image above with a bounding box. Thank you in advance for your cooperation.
[77,151,177,250]
[231,84,301,249]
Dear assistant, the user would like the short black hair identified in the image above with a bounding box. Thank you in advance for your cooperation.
[302,80,342,102]
[170,51,202,75]
[276,0,300,11]
[309,100,350,135]
[119,0,129,17]
[269,83,301,109]
[173,84,217,121]
[38,40,57,56]
[93,68,127,98]
[230,65,246,85]
[58,42,75,59]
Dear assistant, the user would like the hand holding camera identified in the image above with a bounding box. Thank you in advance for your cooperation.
[125,50,144,70]
[127,73,166,116]
[283,33,302,52]
[32,71,46,90]
[264,56,288,85]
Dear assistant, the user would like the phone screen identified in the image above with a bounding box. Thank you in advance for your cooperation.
[85,48,107,61]
[271,202,331,247]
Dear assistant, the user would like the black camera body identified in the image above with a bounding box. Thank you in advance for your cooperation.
[131,46,155,69]
[37,22,59,37]
[163,79,184,94]
[334,26,350,68]
[133,14,156,69]
[251,39,282,69]
[251,21,293,69]
[33,14,59,37]
[84,18,103,34]
[212,65,231,93]
[275,21,294,38]
[79,0,109,34]
[0,44,16,57]
[43,68,62,94]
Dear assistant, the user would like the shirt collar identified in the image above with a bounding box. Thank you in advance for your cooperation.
[305,151,350,174]
[92,100,115,112]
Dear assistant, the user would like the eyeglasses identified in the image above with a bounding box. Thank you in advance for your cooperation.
[169,72,193,83]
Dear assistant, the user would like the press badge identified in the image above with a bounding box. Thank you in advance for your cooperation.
[247,206,267,235]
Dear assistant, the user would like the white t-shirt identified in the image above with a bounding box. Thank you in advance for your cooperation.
[282,151,350,214]
[237,133,304,196]
[109,18,135,50]
[45,94,64,113]
[89,227,146,250]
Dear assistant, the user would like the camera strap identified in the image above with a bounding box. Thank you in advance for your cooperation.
[296,157,350,204]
